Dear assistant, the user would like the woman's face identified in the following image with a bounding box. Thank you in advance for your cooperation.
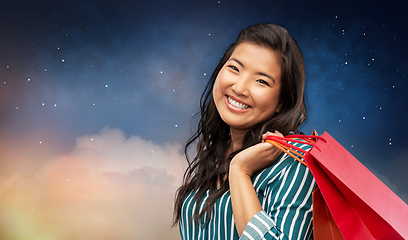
[213,42,282,132]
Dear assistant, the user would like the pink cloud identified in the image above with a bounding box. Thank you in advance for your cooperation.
[0,128,184,239]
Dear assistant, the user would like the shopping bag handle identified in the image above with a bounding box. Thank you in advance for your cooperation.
[285,134,327,143]
[265,134,326,167]
[266,135,326,151]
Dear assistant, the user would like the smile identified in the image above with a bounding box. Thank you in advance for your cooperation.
[227,96,250,110]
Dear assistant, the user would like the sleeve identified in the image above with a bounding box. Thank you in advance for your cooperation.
[240,153,315,240]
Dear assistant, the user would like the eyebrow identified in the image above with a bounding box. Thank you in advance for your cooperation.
[229,57,276,84]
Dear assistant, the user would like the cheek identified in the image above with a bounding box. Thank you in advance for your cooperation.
[212,79,220,98]
[213,73,228,96]
[255,90,281,111]
[215,68,231,87]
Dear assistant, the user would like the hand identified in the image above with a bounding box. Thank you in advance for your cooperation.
[230,130,283,176]
[261,130,284,143]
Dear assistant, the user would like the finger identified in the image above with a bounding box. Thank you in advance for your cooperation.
[274,130,284,137]
[259,142,282,156]
[258,141,275,150]
[262,131,272,140]
[262,131,277,141]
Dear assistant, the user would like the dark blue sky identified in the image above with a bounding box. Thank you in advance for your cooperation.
[1,0,407,202]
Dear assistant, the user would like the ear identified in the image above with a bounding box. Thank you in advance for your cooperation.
[276,103,283,113]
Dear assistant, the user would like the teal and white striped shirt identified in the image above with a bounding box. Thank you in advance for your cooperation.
[179,142,314,240]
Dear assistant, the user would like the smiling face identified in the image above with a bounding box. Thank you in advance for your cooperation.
[212,42,282,133]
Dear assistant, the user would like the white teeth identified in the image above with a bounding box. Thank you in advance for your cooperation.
[228,97,249,109]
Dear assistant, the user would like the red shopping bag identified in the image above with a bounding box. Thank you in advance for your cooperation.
[312,185,344,240]
[266,132,408,240]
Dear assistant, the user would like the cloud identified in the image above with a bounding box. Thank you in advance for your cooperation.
[0,127,185,240]
[365,150,408,204]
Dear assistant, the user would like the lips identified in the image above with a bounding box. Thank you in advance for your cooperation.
[227,96,250,110]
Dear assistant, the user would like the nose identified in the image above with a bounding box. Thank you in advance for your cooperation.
[232,76,250,97]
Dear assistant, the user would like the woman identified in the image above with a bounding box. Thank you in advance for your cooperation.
[174,23,314,240]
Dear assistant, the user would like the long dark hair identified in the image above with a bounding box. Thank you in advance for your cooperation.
[173,23,307,225]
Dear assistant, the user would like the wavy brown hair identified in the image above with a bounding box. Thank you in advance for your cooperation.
[173,23,307,225]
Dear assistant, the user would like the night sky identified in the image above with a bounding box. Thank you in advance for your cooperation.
[0,0,407,239]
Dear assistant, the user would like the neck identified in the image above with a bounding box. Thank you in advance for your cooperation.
[229,128,248,153]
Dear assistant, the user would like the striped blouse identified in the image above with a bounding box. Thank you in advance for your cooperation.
[179,142,315,240]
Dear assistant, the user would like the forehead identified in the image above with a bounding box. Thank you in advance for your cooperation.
[231,42,279,63]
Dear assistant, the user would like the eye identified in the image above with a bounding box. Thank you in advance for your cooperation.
[256,79,270,86]
[228,65,239,72]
